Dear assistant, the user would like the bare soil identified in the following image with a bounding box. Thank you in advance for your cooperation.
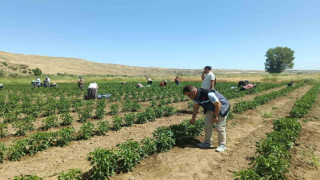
[110,85,312,180]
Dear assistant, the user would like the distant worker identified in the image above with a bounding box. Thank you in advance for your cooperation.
[287,81,294,87]
[175,76,180,85]
[87,82,98,99]
[136,83,144,88]
[43,77,50,87]
[238,80,249,88]
[237,84,257,91]
[201,66,216,89]
[159,80,168,87]
[146,77,152,85]
[0,84,3,89]
[51,82,58,87]
[35,77,41,88]
[78,76,85,90]
[121,81,126,85]
[183,85,230,152]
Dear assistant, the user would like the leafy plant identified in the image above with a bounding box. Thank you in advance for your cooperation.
[135,112,147,124]
[43,115,59,130]
[0,143,5,163]
[124,113,135,127]
[112,116,122,131]
[116,140,142,172]
[152,127,175,153]
[58,169,82,180]
[96,120,110,135]
[0,123,8,137]
[77,122,95,140]
[14,174,43,180]
[60,112,73,126]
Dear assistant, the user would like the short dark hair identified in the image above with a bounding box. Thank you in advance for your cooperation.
[204,66,212,70]
[183,85,196,94]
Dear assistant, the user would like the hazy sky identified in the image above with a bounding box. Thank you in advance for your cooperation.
[0,0,319,70]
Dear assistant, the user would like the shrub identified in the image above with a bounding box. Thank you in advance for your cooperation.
[13,117,35,136]
[8,139,28,161]
[96,120,110,135]
[56,127,76,147]
[116,140,142,172]
[145,108,156,122]
[130,102,141,112]
[2,62,8,66]
[58,169,82,180]
[79,108,91,123]
[112,116,122,131]
[28,132,55,155]
[141,137,157,157]
[135,112,147,124]
[124,113,135,127]
[77,122,95,140]
[22,70,28,74]
[32,68,42,76]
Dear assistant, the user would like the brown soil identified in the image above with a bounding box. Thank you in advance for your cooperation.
[287,95,320,180]
[0,85,308,179]
[110,85,312,180]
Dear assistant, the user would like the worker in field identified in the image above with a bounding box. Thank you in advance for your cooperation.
[201,66,216,89]
[237,80,249,87]
[87,82,98,99]
[78,76,85,90]
[0,84,3,89]
[121,81,126,85]
[237,83,257,91]
[287,81,294,87]
[43,77,50,87]
[183,85,230,152]
[159,80,168,87]
[35,77,41,88]
[175,76,180,85]
[136,83,144,88]
[146,77,152,85]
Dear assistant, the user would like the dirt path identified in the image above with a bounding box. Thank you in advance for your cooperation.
[287,95,320,180]
[0,85,288,179]
[111,85,312,180]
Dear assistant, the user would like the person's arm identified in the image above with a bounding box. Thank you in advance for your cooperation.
[212,101,221,123]
[190,103,200,124]
[201,71,205,80]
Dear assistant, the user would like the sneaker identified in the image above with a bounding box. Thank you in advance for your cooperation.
[197,142,213,148]
[216,144,227,152]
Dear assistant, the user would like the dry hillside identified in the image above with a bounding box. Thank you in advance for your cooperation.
[0,51,266,76]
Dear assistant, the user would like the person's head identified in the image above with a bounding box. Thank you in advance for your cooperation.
[79,76,82,79]
[253,84,257,88]
[183,85,197,99]
[164,80,167,83]
[204,66,212,73]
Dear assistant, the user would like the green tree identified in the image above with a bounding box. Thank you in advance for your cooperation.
[265,47,295,73]
[32,68,42,76]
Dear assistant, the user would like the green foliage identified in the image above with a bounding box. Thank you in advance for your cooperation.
[13,116,35,136]
[22,70,28,74]
[43,115,59,130]
[14,174,43,180]
[0,123,8,137]
[169,119,204,145]
[0,143,5,163]
[290,84,320,118]
[109,104,119,115]
[77,122,95,140]
[135,112,147,124]
[130,102,141,112]
[112,116,122,131]
[87,148,118,179]
[265,46,295,73]
[116,140,142,172]
[124,113,135,127]
[141,137,157,156]
[78,108,91,123]
[60,112,73,126]
[145,108,156,122]
[96,120,110,135]
[234,169,261,180]
[95,100,106,119]
[32,67,42,76]
[56,127,76,147]
[152,127,175,153]
[2,62,8,66]
[58,169,82,180]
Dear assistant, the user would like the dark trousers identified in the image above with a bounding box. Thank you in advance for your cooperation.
[87,88,97,99]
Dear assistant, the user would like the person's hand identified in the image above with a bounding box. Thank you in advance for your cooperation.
[190,119,195,124]
[212,117,219,124]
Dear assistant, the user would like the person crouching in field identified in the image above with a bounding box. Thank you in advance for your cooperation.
[183,85,230,152]
[87,82,98,99]
[78,76,85,90]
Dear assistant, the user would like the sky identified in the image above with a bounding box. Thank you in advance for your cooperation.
[0,0,319,70]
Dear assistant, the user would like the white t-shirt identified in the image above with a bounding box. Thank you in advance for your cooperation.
[194,92,219,104]
[147,78,152,81]
[88,83,98,89]
[47,78,50,83]
[201,72,215,89]
[36,78,41,82]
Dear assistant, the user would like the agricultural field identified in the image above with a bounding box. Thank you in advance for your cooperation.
[0,80,319,180]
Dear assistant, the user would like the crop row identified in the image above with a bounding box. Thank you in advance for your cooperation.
[233,83,304,113]
[235,118,301,179]
[0,105,176,164]
[290,84,320,118]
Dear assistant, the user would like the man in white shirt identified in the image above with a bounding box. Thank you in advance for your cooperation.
[87,82,98,99]
[201,66,216,89]
[36,77,41,87]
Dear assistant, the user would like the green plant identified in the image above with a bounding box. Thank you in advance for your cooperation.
[14,174,43,180]
[2,62,8,66]
[112,116,122,131]
[58,169,82,180]
[60,112,73,126]
[163,106,175,117]
[152,127,175,153]
[32,67,42,76]
[141,137,157,157]
[124,113,135,127]
[135,112,147,124]
[116,140,142,172]
[130,102,141,112]
[87,148,118,179]
[77,122,95,140]
[262,111,273,118]
[96,120,110,135]
[109,104,119,115]
[43,115,59,130]
[56,127,76,147]
[0,123,8,137]
[22,70,28,74]
[145,108,156,122]
[0,143,5,163]
[234,169,261,180]
[79,108,91,123]
[309,147,320,168]
[13,117,35,136]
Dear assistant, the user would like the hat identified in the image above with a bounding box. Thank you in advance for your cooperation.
[204,66,212,70]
